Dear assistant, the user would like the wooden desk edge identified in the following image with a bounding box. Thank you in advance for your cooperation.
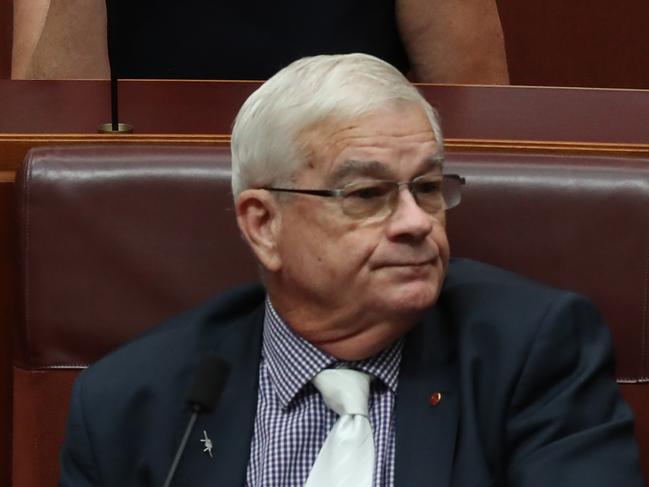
[1,134,648,181]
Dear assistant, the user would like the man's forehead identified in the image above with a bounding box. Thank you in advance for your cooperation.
[300,102,432,143]
[329,156,443,182]
[294,103,440,181]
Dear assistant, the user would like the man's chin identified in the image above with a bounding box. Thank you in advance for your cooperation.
[378,281,441,315]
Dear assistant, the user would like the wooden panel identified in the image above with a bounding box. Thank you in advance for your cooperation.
[1,81,648,142]
[620,384,649,481]
[497,0,649,88]
[0,81,648,175]
[0,182,15,487]
[0,0,12,79]
[12,369,78,487]
[0,79,258,134]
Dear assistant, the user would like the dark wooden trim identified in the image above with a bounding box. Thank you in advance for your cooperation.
[0,0,12,79]
[0,182,15,487]
[1,134,648,176]
[496,0,649,88]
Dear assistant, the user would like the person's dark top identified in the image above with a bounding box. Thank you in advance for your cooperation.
[106,0,409,79]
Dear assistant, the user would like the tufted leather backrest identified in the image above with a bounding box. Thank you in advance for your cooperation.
[13,145,649,485]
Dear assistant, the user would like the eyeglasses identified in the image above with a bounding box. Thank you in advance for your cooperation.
[262,174,466,219]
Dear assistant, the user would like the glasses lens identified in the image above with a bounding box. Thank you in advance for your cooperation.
[412,176,445,213]
[338,175,463,218]
[441,176,462,210]
[340,181,394,218]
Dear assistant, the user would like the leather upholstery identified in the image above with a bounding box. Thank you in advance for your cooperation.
[13,145,649,485]
[446,152,649,382]
[16,145,257,368]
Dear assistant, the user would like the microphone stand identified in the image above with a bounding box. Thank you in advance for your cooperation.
[161,407,200,487]
[161,354,229,487]
[98,75,133,133]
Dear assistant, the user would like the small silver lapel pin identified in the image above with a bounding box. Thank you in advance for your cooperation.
[200,430,213,458]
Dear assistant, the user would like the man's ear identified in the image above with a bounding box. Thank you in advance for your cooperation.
[236,189,282,272]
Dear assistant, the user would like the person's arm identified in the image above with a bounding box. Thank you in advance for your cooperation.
[11,0,51,79]
[25,0,109,79]
[506,294,643,486]
[396,0,509,84]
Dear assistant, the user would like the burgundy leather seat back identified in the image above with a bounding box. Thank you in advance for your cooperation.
[14,145,649,485]
[16,145,257,369]
[446,152,649,383]
[14,145,258,486]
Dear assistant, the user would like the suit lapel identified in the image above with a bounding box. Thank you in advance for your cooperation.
[394,306,459,487]
[164,298,459,486]
[175,305,265,487]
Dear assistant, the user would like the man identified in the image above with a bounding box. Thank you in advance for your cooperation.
[15,0,508,84]
[60,54,642,486]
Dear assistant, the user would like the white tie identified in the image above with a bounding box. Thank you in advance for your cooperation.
[305,369,374,487]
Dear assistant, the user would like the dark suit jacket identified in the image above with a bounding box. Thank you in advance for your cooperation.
[59,259,643,486]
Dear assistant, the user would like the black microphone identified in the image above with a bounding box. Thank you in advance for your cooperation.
[162,354,230,487]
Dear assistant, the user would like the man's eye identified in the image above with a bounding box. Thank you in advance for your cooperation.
[414,180,442,194]
[346,185,390,199]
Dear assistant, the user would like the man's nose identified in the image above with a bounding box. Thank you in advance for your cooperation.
[384,187,434,240]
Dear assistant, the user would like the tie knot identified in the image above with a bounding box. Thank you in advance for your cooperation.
[311,369,371,417]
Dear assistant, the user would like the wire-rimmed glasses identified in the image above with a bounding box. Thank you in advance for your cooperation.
[262,174,465,220]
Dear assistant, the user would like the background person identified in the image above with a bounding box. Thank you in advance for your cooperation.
[15,0,509,83]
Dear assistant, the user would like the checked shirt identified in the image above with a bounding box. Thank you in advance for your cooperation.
[245,298,402,486]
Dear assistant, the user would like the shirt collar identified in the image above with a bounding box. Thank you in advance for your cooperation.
[262,297,403,409]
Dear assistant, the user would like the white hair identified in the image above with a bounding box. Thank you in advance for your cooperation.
[230,53,443,198]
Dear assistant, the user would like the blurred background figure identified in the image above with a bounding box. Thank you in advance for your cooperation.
[11,0,509,83]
